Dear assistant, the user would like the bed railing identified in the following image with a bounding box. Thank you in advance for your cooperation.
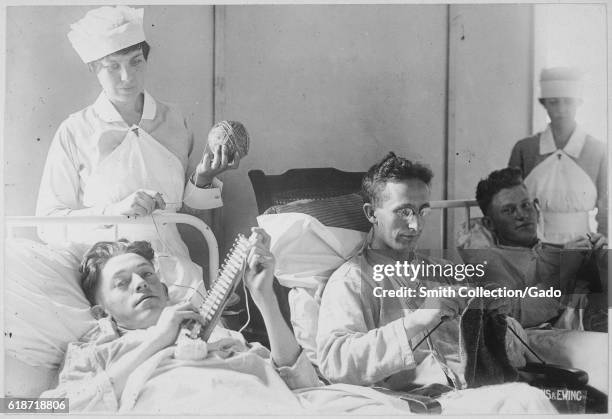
[429,199,479,248]
[430,199,478,217]
[5,213,219,282]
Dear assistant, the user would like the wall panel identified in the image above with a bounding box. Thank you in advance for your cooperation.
[218,4,449,251]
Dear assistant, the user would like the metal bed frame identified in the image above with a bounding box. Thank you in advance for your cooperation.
[5,213,219,282]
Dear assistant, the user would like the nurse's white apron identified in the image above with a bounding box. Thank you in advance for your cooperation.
[81,126,186,254]
[65,127,203,301]
[524,149,597,244]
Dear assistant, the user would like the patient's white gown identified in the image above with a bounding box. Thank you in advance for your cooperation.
[40,323,555,414]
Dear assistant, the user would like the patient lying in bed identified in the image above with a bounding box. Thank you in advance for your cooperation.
[39,230,413,414]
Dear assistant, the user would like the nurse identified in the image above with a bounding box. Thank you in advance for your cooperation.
[508,67,607,244]
[36,6,236,259]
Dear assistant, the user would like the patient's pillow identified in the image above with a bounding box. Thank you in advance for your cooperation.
[258,213,366,288]
[456,218,496,250]
[155,254,207,305]
[264,193,370,232]
[257,213,366,363]
[5,239,94,369]
[5,239,95,396]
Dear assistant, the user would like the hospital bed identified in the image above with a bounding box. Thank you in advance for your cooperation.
[3,212,446,414]
[3,185,606,412]
[248,167,608,413]
[4,213,218,398]
[6,213,219,279]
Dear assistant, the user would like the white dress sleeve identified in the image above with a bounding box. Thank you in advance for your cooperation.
[181,117,224,210]
[36,121,103,216]
[183,177,223,210]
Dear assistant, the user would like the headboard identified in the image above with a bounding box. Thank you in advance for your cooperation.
[248,167,478,234]
[5,213,219,282]
[248,168,365,214]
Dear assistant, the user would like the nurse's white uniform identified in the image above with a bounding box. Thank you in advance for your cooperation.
[523,126,598,244]
[36,92,220,301]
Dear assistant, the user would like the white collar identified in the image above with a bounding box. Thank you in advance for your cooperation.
[539,124,586,158]
[93,90,157,123]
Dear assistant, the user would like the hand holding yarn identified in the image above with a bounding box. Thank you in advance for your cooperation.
[207,120,250,167]
[193,121,250,186]
[244,228,275,305]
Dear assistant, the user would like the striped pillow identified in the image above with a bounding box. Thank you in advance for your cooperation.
[264,193,370,232]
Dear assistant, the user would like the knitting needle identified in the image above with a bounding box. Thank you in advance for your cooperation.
[506,324,547,364]
[412,316,448,350]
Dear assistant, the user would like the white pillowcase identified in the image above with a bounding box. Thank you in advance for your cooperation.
[4,239,95,396]
[5,239,95,369]
[257,213,366,289]
[456,218,496,250]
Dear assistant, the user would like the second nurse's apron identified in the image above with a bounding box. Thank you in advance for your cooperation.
[524,148,597,245]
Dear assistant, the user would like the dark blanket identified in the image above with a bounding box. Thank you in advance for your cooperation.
[461,301,519,388]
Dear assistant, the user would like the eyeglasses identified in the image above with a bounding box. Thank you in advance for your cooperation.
[396,206,431,219]
[500,201,537,217]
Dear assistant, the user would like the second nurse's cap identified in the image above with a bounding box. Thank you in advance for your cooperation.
[539,67,583,99]
[67,6,145,63]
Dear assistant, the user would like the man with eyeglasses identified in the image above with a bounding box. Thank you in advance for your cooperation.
[315,153,554,413]
[461,167,607,331]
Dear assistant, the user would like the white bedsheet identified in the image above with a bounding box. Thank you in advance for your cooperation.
[118,344,554,415]
[117,330,411,415]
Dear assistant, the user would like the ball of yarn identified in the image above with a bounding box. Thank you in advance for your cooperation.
[175,330,208,361]
[207,120,250,160]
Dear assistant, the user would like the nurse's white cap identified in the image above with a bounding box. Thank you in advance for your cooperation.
[67,6,145,64]
[539,67,583,99]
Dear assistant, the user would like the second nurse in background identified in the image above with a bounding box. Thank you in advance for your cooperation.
[509,67,607,244]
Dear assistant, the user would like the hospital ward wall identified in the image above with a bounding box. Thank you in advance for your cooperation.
[217,4,533,253]
[3,5,215,217]
[447,4,534,246]
[218,4,449,253]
